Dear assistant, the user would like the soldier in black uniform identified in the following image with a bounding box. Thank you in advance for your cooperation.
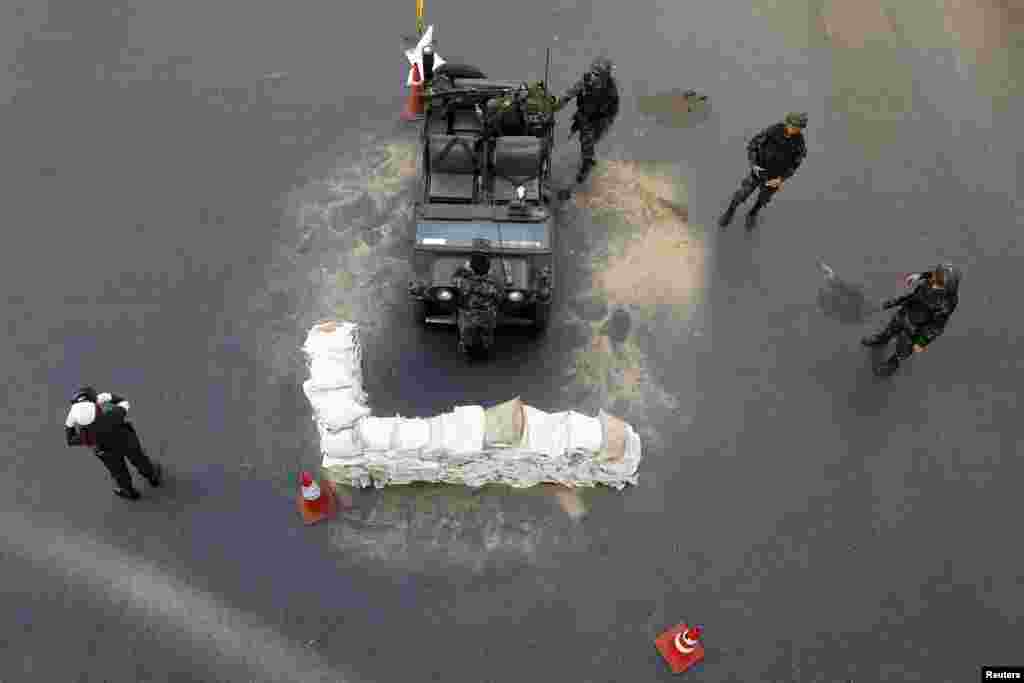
[556,56,620,183]
[719,112,808,229]
[452,248,507,357]
[861,264,961,376]
[65,386,163,499]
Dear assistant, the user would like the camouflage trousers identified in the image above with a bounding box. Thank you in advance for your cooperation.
[728,171,779,213]
[458,308,497,354]
[576,117,612,177]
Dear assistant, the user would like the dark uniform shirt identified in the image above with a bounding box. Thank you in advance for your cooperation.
[748,123,807,180]
[560,72,620,121]
[453,267,504,314]
[65,397,138,454]
[882,276,959,346]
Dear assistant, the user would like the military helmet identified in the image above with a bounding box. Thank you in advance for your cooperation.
[784,112,809,129]
[589,56,614,75]
[469,252,491,276]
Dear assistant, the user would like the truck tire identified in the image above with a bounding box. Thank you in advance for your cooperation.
[532,301,551,335]
[413,298,429,326]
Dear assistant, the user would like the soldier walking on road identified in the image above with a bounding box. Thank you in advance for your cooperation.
[556,56,620,184]
[65,386,163,500]
[719,112,808,229]
[861,264,961,377]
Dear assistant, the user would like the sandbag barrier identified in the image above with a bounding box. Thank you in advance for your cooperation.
[302,321,643,490]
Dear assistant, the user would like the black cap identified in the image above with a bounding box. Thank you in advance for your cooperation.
[72,386,97,403]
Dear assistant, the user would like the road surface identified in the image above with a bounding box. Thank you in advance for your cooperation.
[2,0,1021,681]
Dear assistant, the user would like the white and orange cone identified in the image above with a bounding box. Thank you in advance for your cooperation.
[655,622,705,674]
[296,471,339,525]
[401,63,425,121]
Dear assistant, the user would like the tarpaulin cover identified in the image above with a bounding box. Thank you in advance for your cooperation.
[302,322,643,489]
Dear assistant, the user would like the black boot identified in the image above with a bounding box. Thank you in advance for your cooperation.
[114,487,141,500]
[874,354,900,377]
[718,202,738,228]
[744,210,759,229]
[147,462,163,487]
[576,159,595,184]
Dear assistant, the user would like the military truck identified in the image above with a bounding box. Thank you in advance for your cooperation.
[407,63,557,333]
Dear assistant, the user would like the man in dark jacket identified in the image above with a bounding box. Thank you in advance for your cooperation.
[719,112,808,229]
[65,387,163,499]
[556,56,620,183]
[452,249,507,357]
[862,264,961,376]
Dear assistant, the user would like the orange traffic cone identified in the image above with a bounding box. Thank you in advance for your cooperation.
[655,623,704,674]
[296,471,339,525]
[401,63,424,121]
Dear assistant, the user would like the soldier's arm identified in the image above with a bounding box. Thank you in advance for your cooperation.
[555,80,583,111]
[917,294,959,345]
[65,406,84,446]
[98,392,130,410]
[782,139,807,180]
[881,291,915,310]
[747,128,769,166]
[605,80,620,119]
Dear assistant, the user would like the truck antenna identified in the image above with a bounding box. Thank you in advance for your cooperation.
[544,46,551,91]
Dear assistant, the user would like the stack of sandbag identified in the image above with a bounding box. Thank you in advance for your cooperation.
[303,321,643,490]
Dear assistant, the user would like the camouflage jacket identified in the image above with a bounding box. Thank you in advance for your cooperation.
[747,123,807,180]
[558,73,619,121]
[452,267,504,313]
[882,274,959,346]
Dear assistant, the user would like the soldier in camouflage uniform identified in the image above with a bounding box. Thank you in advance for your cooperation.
[556,56,620,183]
[485,85,529,138]
[862,264,961,377]
[719,112,808,230]
[452,249,507,357]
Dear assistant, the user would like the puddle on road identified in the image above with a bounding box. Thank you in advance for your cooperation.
[563,159,705,442]
[327,483,591,573]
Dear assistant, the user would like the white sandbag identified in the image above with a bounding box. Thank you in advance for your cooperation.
[358,416,400,451]
[319,424,363,460]
[441,406,484,454]
[303,382,370,430]
[523,407,571,458]
[306,355,361,391]
[566,411,603,452]
[303,321,360,358]
[394,418,430,451]
[304,322,645,490]
[425,415,446,454]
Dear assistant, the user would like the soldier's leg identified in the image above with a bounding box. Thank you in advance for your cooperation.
[457,310,470,354]
[749,183,778,214]
[744,184,778,228]
[481,312,497,353]
[862,312,902,346]
[124,440,161,485]
[719,173,759,227]
[95,450,138,495]
[577,123,597,183]
[875,328,914,376]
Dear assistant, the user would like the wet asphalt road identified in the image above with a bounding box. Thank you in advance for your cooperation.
[3,1,1023,681]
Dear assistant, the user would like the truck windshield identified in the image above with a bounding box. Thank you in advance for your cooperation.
[416,222,550,249]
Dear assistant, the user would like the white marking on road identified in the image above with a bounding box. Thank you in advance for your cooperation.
[3,511,353,683]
